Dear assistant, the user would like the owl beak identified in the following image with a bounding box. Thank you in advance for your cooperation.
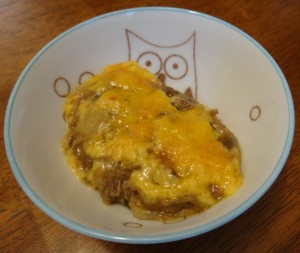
[157,73,166,84]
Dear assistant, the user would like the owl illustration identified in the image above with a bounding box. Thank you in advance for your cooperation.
[126,29,197,99]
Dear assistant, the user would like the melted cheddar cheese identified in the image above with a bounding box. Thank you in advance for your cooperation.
[62,61,242,222]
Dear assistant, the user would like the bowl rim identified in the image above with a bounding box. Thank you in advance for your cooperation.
[4,6,295,244]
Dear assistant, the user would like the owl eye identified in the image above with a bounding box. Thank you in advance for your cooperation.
[137,51,162,75]
[164,54,188,80]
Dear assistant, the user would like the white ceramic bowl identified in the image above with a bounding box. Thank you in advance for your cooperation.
[4,7,294,244]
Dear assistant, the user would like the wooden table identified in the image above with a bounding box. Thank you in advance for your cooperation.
[1,0,299,252]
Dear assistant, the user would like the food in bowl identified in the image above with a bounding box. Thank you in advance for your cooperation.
[62,61,242,222]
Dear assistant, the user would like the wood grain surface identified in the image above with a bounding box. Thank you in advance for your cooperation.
[0,0,299,252]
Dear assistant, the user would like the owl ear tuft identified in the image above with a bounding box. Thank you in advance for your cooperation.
[126,29,148,60]
[126,29,156,45]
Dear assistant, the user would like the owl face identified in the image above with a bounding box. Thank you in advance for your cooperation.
[126,29,197,98]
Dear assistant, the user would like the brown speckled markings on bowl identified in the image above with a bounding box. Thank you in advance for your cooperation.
[79,71,94,85]
[250,105,261,121]
[54,77,71,97]
[123,222,143,228]
[53,71,95,97]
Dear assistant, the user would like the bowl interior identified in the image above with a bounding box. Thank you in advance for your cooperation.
[5,8,294,243]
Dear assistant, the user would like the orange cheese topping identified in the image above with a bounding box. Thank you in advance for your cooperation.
[62,61,242,220]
